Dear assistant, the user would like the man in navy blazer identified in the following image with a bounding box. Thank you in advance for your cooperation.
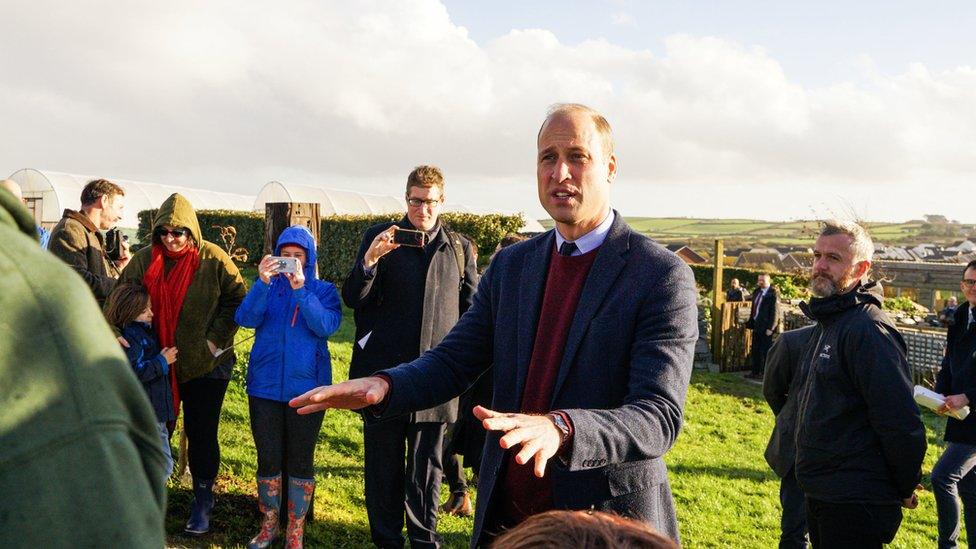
[291,104,699,546]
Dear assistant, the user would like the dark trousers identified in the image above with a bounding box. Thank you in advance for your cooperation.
[806,498,902,548]
[248,396,325,478]
[779,469,808,548]
[932,442,976,548]
[179,377,229,480]
[751,331,773,376]
[364,417,446,549]
[442,422,468,494]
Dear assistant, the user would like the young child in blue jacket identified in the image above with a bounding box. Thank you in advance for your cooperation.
[104,283,177,479]
[235,225,342,549]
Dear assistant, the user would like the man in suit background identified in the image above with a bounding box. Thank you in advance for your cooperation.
[763,325,815,549]
[746,273,780,379]
[292,103,699,546]
[342,165,479,549]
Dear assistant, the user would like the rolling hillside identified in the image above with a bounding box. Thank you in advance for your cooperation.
[538,217,954,248]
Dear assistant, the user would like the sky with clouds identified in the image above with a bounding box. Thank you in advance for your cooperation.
[2,0,974,222]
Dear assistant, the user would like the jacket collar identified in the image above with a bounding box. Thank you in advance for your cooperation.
[63,209,99,233]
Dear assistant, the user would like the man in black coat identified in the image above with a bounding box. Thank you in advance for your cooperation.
[794,220,926,548]
[293,104,698,547]
[763,325,815,549]
[746,273,780,379]
[931,259,976,548]
[342,165,478,549]
[726,277,746,302]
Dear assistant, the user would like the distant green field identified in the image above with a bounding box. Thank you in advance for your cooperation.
[536,217,956,247]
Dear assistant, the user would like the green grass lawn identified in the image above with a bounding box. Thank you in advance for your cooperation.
[163,308,954,548]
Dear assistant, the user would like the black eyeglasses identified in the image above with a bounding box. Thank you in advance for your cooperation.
[962,279,976,288]
[155,227,190,238]
[407,198,442,208]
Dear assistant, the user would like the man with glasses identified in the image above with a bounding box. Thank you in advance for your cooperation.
[342,165,478,549]
[49,178,130,304]
[931,260,976,548]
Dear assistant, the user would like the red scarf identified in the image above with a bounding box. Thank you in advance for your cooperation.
[142,242,200,414]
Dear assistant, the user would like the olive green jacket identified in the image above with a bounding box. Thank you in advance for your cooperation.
[48,209,121,303]
[0,189,167,547]
[119,193,247,383]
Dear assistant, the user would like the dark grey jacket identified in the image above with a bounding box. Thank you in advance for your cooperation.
[794,282,926,504]
[374,213,698,546]
[343,218,478,423]
[763,325,815,478]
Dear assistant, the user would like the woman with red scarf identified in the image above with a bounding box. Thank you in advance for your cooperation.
[119,193,247,535]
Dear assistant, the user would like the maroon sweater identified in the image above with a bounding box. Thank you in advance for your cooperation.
[495,245,599,527]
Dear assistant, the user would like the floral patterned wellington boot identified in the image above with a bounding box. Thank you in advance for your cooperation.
[285,477,315,549]
[246,475,281,549]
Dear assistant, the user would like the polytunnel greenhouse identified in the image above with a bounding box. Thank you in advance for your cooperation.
[8,169,255,230]
[6,169,543,233]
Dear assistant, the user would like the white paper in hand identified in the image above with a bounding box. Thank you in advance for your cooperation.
[914,385,970,420]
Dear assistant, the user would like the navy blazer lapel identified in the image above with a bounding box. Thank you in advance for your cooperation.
[550,215,629,406]
[515,231,554,403]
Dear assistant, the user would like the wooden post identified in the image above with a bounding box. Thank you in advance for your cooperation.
[264,202,320,524]
[711,239,726,366]
[264,202,321,256]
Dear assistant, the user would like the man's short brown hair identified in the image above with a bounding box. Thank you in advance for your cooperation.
[81,179,125,206]
[490,510,678,549]
[406,165,445,196]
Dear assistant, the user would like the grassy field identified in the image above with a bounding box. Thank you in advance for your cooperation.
[163,307,955,548]
[539,217,954,249]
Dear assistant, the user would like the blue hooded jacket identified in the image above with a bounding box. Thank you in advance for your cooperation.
[235,226,342,402]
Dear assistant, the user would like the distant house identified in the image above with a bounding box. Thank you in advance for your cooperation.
[947,240,976,253]
[734,251,784,271]
[775,245,813,255]
[665,244,708,264]
[781,252,814,272]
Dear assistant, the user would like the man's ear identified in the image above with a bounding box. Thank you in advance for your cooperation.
[853,260,871,281]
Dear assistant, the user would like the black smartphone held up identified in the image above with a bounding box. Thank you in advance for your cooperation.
[393,228,425,248]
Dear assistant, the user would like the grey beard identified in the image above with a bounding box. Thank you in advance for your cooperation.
[810,275,839,298]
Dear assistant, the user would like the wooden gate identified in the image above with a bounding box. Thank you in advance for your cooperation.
[719,302,754,372]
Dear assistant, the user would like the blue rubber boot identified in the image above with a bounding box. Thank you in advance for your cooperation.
[247,475,281,549]
[285,477,315,549]
[184,477,215,535]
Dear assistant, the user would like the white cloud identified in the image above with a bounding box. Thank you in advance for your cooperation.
[610,11,636,27]
[1,0,975,222]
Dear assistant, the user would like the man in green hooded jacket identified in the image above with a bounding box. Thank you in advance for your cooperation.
[0,184,167,546]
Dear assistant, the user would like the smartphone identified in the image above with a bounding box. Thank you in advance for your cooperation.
[269,256,300,274]
[393,228,425,248]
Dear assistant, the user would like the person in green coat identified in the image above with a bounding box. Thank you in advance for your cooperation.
[118,192,247,535]
[0,184,167,547]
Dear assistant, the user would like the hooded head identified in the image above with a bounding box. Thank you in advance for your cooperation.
[275,225,318,281]
[151,193,202,249]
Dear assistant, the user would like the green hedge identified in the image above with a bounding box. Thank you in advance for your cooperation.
[137,210,526,284]
[690,264,811,300]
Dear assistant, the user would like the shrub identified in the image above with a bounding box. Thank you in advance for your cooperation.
[138,209,526,285]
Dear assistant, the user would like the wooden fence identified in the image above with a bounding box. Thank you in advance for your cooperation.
[718,302,755,372]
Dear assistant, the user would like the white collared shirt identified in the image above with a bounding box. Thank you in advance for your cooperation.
[553,210,615,256]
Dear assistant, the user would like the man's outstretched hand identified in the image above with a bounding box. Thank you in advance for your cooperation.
[474,405,562,479]
[289,376,391,414]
